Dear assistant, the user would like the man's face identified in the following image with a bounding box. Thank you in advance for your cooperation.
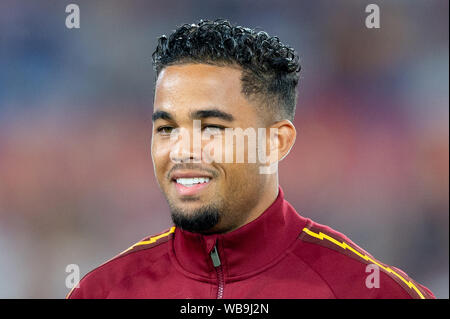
[151,63,268,234]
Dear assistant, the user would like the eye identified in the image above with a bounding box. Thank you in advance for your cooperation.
[156,126,174,134]
[203,125,225,134]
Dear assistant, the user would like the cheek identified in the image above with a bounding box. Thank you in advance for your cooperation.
[151,141,172,173]
[152,138,173,157]
[222,163,256,186]
[239,165,263,193]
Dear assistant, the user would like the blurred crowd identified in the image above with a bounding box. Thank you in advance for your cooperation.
[0,0,448,298]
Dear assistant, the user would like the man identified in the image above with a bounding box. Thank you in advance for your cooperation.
[67,19,435,299]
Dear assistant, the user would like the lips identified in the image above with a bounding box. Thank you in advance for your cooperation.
[170,171,214,196]
[174,180,211,196]
[170,171,213,180]
[175,177,211,186]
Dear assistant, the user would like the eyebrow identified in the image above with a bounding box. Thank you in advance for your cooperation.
[152,109,235,122]
[191,109,234,122]
[152,110,173,122]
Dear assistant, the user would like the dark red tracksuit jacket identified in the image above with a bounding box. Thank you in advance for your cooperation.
[67,187,435,299]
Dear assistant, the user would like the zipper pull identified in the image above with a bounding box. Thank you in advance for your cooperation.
[210,244,221,267]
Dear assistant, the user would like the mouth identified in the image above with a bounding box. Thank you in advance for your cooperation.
[172,176,212,196]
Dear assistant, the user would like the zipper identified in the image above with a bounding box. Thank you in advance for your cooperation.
[210,244,224,299]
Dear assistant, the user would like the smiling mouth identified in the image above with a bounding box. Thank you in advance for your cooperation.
[173,177,212,196]
[175,177,210,186]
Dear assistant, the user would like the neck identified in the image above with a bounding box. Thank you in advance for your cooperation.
[239,181,279,227]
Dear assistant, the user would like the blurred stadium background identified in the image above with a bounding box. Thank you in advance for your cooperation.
[0,0,448,298]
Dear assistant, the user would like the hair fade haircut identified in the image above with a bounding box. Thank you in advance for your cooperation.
[152,19,301,122]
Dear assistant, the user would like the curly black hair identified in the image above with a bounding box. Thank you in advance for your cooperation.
[152,19,301,121]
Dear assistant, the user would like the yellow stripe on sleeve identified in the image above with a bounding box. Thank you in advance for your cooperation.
[302,227,425,299]
[120,226,176,255]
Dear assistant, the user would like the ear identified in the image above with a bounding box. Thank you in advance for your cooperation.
[269,119,296,162]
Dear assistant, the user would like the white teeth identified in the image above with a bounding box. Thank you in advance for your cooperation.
[176,177,210,187]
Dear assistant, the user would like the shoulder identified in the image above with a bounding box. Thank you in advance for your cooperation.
[66,226,176,299]
[292,219,435,299]
[115,226,176,258]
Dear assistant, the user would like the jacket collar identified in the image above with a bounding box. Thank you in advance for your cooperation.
[169,186,307,280]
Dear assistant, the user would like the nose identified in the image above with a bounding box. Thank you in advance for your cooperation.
[169,127,202,163]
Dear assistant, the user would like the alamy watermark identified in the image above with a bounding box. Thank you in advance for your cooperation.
[365,4,380,29]
[365,264,380,289]
[65,264,80,289]
[162,120,280,175]
[65,4,80,29]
